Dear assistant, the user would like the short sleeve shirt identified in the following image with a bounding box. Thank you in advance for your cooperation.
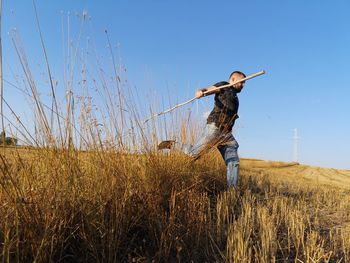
[206,81,239,132]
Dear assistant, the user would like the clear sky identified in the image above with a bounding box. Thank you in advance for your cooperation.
[2,1,350,169]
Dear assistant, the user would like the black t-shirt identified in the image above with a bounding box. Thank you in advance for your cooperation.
[206,81,239,132]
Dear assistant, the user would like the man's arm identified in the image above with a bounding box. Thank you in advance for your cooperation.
[195,71,265,99]
[195,85,220,98]
[195,82,230,98]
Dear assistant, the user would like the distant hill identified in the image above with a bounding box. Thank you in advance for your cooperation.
[241,158,350,190]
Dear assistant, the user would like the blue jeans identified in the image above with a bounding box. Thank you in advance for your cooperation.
[182,123,240,188]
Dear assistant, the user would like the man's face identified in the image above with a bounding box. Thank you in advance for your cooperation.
[229,73,245,93]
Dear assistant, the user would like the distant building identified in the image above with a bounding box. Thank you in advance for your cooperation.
[0,131,18,146]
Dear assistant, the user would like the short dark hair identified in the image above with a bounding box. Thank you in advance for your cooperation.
[229,71,246,80]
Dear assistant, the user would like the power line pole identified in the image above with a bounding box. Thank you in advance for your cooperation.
[293,128,299,162]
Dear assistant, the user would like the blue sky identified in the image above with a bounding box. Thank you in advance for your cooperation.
[2,1,350,169]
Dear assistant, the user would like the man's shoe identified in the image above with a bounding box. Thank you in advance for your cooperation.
[157,140,176,150]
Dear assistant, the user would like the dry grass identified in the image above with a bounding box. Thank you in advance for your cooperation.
[1,11,350,262]
[243,159,350,190]
[1,148,350,262]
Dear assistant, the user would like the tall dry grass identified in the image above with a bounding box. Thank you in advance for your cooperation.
[1,9,350,263]
[1,149,350,262]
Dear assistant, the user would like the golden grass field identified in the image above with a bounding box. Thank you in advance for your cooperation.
[1,21,349,262]
[1,146,350,262]
[242,159,350,190]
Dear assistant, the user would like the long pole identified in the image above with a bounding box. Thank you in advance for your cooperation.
[144,70,265,123]
[293,128,299,163]
[203,70,265,95]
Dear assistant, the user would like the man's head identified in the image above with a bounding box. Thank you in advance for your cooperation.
[229,71,246,93]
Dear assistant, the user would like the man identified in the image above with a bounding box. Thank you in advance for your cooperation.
[159,71,246,189]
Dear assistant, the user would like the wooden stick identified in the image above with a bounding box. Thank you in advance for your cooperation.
[144,70,265,123]
[144,97,197,123]
[203,70,265,96]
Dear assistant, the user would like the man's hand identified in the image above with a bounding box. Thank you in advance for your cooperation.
[195,89,207,99]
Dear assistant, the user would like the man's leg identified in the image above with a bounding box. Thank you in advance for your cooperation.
[217,134,240,189]
[182,123,222,159]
